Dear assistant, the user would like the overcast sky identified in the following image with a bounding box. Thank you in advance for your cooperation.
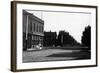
[27,10,91,43]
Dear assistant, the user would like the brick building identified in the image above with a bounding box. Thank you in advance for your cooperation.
[43,31,57,47]
[23,10,44,50]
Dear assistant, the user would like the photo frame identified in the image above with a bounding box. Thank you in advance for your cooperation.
[11,1,98,72]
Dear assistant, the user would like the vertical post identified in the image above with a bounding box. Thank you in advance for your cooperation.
[26,15,28,50]
[41,11,43,19]
[26,15,28,40]
[61,35,63,46]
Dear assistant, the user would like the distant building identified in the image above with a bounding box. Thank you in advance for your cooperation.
[43,31,57,47]
[23,10,44,50]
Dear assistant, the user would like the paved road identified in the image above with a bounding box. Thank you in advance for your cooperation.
[23,49,81,63]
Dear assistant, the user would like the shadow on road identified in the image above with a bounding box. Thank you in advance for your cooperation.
[47,50,91,60]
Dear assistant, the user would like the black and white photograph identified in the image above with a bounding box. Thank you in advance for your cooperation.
[23,9,91,63]
[11,1,97,71]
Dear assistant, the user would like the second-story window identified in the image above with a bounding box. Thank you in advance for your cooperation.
[34,23,35,32]
[30,20,32,33]
[37,24,38,32]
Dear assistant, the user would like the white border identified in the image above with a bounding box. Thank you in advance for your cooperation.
[17,3,96,69]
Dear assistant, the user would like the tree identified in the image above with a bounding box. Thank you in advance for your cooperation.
[57,30,79,47]
[81,25,91,48]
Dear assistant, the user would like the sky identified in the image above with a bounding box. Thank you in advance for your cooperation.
[27,10,91,43]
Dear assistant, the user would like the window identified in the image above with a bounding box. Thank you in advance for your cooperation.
[37,24,38,32]
[34,23,35,32]
[30,20,32,33]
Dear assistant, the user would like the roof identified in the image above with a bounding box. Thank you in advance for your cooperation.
[23,10,44,24]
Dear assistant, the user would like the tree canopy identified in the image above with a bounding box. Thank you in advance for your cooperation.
[81,25,91,48]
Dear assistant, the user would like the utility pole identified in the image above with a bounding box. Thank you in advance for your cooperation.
[61,35,63,46]
[26,15,29,50]
[41,11,43,20]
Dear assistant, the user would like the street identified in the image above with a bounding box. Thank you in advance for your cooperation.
[23,48,90,63]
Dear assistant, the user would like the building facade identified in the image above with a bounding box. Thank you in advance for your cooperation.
[43,31,57,47]
[23,10,44,50]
